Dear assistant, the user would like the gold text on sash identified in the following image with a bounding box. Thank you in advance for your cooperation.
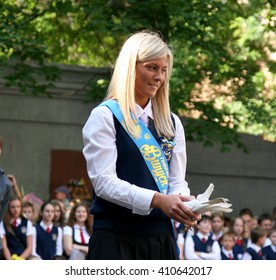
[140,144,168,187]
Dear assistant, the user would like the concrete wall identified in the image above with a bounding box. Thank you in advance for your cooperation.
[185,135,276,217]
[1,64,275,218]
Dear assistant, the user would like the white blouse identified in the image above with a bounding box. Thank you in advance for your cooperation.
[63,225,90,244]
[82,100,190,216]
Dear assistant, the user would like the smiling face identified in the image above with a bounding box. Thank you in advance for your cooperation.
[197,218,212,235]
[75,205,88,224]
[134,54,168,108]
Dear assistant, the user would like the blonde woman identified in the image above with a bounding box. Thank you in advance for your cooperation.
[82,30,200,260]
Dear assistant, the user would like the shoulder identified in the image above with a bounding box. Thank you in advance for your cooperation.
[83,104,114,130]
[63,225,73,236]
[89,104,113,121]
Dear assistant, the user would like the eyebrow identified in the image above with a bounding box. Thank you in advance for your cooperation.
[144,62,168,68]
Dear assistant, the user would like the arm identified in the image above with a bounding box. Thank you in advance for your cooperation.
[56,227,63,256]
[19,235,32,259]
[151,193,198,226]
[0,173,12,222]
[199,240,221,260]
[177,233,185,260]
[1,235,12,260]
[63,235,73,256]
[184,235,201,260]
[63,226,73,256]
[31,226,40,258]
[19,220,33,259]
[73,244,89,254]
[7,174,22,199]
[242,251,252,260]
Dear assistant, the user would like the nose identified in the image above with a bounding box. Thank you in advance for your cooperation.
[154,70,163,81]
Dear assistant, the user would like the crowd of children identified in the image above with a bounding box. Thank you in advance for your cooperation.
[1,188,276,260]
[175,208,276,260]
[0,185,93,260]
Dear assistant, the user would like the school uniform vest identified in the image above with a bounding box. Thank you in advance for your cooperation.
[221,251,238,260]
[192,234,214,253]
[262,246,276,260]
[245,247,263,260]
[233,242,246,256]
[36,224,58,260]
[90,117,172,234]
[4,218,28,255]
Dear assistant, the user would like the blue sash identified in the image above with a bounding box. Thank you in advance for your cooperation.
[100,100,169,194]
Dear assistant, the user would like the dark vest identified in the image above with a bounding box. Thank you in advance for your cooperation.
[90,117,173,234]
[35,225,58,260]
[246,247,263,260]
[221,251,238,260]
[192,234,214,253]
[262,246,276,260]
[4,218,28,255]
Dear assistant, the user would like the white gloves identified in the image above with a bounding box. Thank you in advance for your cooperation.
[184,183,233,214]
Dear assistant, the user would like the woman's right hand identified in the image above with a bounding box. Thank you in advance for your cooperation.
[150,193,200,226]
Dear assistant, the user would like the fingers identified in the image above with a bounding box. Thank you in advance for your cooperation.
[179,194,194,202]
[170,205,198,226]
[171,196,201,225]
[157,194,201,225]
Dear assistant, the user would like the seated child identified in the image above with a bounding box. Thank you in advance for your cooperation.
[242,228,266,260]
[262,228,276,260]
[185,215,221,260]
[220,232,239,260]
[22,201,36,225]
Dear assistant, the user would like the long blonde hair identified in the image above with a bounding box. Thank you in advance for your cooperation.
[105,30,175,138]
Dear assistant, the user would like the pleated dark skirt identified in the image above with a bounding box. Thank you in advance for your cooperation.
[87,229,179,260]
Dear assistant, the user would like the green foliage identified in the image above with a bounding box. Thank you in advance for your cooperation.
[1,0,275,150]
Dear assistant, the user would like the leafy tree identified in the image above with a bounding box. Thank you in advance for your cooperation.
[1,0,275,151]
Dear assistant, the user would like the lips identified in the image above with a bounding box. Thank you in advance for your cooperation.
[148,83,159,89]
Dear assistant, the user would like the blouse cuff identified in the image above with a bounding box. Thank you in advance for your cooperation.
[132,188,156,215]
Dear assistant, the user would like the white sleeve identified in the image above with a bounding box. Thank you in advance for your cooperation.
[177,232,185,245]
[0,221,6,236]
[26,220,33,236]
[242,251,252,260]
[56,227,63,256]
[82,106,156,215]
[63,226,73,236]
[200,240,221,260]
[32,226,40,257]
[167,114,190,196]
[184,235,201,260]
